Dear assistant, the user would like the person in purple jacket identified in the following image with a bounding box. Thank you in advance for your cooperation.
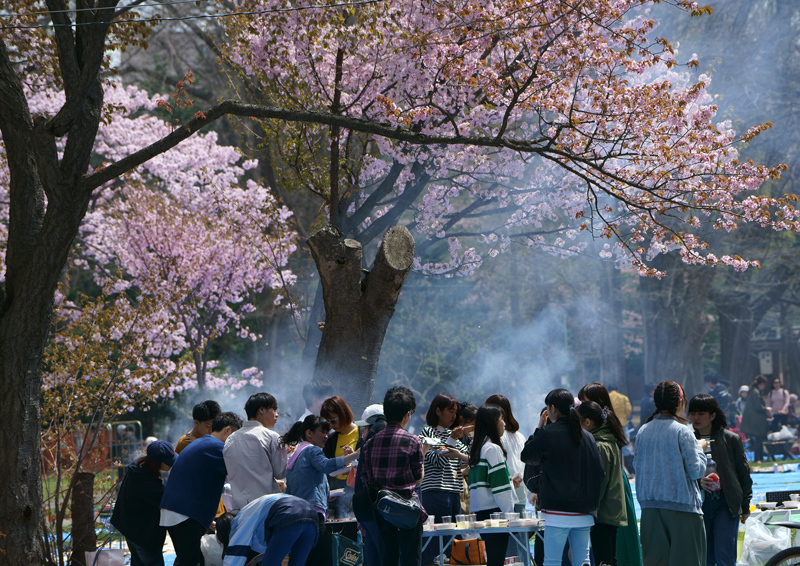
[160,412,242,566]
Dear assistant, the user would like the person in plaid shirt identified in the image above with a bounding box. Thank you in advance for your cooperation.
[361,386,426,566]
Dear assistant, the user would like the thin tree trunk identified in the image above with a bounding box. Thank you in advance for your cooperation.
[69,472,96,566]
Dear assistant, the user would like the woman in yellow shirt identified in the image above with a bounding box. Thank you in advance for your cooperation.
[321,396,362,518]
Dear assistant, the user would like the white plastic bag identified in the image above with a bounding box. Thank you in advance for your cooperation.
[201,533,224,566]
[84,549,124,566]
[737,516,791,565]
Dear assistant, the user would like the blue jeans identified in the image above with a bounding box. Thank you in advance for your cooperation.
[360,521,382,566]
[127,540,165,566]
[264,522,318,566]
[544,525,591,566]
[420,490,461,565]
[703,494,739,566]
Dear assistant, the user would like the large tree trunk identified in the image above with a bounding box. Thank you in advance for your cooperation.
[0,7,107,561]
[715,269,791,391]
[639,256,716,397]
[308,224,414,414]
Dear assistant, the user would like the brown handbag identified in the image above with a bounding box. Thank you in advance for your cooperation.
[450,538,487,565]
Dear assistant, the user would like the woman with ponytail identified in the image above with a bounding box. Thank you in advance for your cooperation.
[283,416,359,566]
[633,381,707,566]
[577,401,627,566]
[521,389,604,566]
[578,383,641,566]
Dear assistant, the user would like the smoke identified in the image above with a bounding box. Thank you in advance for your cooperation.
[455,304,576,434]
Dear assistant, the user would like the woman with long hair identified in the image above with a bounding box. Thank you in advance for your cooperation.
[485,394,527,513]
[688,394,752,566]
[468,404,516,566]
[110,440,176,566]
[578,382,641,566]
[521,389,604,566]
[283,415,359,566]
[576,401,627,566]
[740,375,769,463]
[634,381,707,566]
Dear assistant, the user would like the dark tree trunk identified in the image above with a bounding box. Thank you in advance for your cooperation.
[717,294,760,389]
[0,4,110,562]
[598,259,627,392]
[639,256,716,397]
[715,268,791,391]
[69,472,96,566]
[308,225,414,415]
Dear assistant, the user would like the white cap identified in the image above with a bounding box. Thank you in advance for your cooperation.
[739,385,750,393]
[354,404,384,426]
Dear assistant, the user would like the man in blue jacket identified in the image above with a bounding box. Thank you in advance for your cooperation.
[160,411,243,566]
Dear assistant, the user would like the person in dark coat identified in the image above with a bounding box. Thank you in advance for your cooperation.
[111,440,176,566]
[521,389,605,566]
[689,394,752,566]
[740,375,770,462]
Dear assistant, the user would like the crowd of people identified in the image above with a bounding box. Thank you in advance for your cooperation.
[108,376,764,566]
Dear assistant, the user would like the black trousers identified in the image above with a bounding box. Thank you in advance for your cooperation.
[168,518,207,566]
[375,512,423,566]
[475,508,509,566]
[591,522,618,566]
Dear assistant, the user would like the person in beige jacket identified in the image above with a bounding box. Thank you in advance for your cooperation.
[609,386,633,428]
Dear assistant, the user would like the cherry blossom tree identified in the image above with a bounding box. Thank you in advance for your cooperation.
[221,0,799,407]
[1,0,799,562]
[2,79,295,564]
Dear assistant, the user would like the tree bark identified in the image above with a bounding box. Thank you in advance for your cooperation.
[639,256,716,397]
[69,472,96,566]
[308,224,415,415]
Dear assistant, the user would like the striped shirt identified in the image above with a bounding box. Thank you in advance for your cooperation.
[468,439,516,513]
[419,426,468,493]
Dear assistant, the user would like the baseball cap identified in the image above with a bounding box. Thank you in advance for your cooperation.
[354,404,384,427]
[146,440,176,467]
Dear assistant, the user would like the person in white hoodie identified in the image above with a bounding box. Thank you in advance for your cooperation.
[283,415,359,566]
[468,404,518,566]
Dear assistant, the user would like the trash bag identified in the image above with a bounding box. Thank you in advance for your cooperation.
[201,533,224,566]
[84,549,124,566]
[737,515,792,566]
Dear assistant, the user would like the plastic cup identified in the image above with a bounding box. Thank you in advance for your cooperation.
[456,514,467,529]
[522,511,533,520]
[504,512,520,521]
[442,515,452,525]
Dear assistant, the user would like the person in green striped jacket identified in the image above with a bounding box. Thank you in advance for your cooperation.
[468,404,518,566]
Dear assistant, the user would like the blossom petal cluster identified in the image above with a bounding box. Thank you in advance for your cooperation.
[229,0,795,276]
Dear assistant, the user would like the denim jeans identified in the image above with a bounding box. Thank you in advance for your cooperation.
[127,540,165,566]
[703,494,739,566]
[420,490,461,565]
[543,525,591,566]
[264,522,318,566]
